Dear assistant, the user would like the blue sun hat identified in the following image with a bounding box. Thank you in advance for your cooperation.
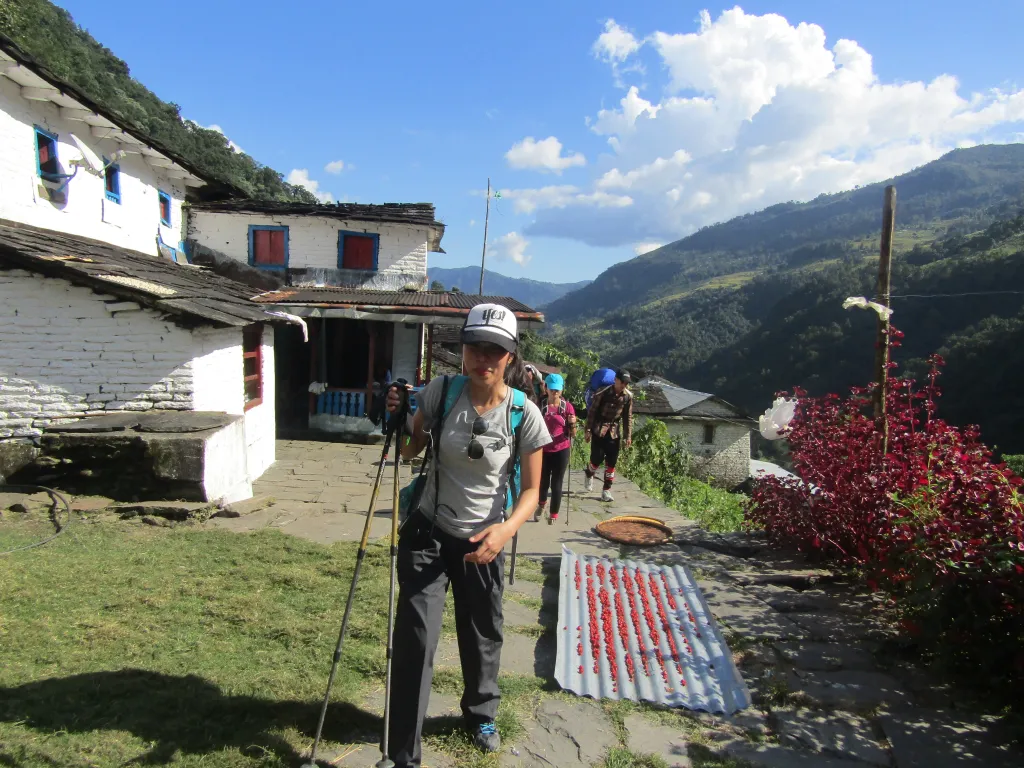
[544,373,564,392]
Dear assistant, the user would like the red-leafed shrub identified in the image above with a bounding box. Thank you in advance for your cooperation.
[746,335,1024,687]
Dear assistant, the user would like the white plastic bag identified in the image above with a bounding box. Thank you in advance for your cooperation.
[842,296,893,320]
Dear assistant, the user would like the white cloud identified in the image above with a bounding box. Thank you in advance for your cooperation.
[286,169,334,203]
[593,19,641,62]
[469,219,477,227]
[633,242,664,255]
[518,7,1024,247]
[505,136,586,174]
[497,185,633,214]
[324,159,346,174]
[489,232,531,266]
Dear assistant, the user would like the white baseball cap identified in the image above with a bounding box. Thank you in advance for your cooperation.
[461,303,518,353]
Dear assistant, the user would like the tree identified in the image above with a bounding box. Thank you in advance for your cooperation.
[429,280,446,291]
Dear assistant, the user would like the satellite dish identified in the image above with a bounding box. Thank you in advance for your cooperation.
[69,133,104,175]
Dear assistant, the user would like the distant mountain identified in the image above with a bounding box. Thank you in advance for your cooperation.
[429,267,590,308]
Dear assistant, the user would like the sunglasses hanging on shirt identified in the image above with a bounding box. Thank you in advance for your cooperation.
[468,416,488,460]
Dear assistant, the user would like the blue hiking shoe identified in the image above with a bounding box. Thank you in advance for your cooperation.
[472,721,501,753]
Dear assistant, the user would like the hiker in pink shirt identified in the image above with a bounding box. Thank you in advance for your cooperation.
[535,373,576,523]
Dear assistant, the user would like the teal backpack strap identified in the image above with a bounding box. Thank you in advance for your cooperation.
[443,375,468,420]
[505,388,527,510]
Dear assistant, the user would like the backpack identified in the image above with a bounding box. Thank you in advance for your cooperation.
[400,375,526,521]
[585,368,616,408]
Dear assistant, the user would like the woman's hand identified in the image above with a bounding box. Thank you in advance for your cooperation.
[465,522,513,565]
[386,383,412,413]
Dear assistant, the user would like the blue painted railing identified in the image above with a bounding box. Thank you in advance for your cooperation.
[316,389,366,417]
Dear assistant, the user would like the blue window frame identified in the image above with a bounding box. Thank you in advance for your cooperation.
[158,189,172,226]
[103,159,121,204]
[248,225,289,270]
[34,126,60,181]
[337,230,379,271]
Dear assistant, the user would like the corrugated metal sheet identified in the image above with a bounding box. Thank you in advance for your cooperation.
[555,546,751,714]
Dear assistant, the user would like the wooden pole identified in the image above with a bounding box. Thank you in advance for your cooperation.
[425,325,434,383]
[479,178,490,295]
[874,185,896,452]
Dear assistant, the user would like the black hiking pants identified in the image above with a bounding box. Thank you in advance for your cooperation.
[539,447,570,516]
[586,432,621,489]
[387,512,504,768]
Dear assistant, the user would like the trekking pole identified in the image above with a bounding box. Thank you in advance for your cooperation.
[565,436,572,527]
[509,532,518,585]
[377,386,408,768]
[302,391,401,768]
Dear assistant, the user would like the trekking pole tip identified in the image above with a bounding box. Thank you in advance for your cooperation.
[375,759,396,768]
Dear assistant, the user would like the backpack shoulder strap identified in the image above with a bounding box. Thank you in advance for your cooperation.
[443,375,468,420]
[509,387,526,435]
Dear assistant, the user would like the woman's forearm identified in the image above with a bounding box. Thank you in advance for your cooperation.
[505,487,539,534]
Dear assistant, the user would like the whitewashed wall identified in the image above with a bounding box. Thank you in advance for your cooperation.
[0,270,275,488]
[0,76,185,253]
[190,325,276,483]
[0,270,193,439]
[188,210,431,280]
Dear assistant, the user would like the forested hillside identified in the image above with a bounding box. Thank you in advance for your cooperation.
[547,144,1024,323]
[0,0,315,202]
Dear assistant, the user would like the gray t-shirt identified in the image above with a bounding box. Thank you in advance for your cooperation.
[414,376,551,539]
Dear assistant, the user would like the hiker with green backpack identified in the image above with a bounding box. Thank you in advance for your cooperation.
[384,303,550,768]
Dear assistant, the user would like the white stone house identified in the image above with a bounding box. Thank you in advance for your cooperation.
[187,200,544,435]
[633,377,754,489]
[0,36,290,501]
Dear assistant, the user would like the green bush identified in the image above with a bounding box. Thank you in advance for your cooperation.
[1003,454,1024,477]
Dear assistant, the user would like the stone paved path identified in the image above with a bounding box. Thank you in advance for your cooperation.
[210,441,1023,767]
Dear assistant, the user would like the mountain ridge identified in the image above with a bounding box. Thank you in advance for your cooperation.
[429,266,590,308]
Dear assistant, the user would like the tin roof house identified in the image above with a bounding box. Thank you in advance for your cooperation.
[187,200,544,436]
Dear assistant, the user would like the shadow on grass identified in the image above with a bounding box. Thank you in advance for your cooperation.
[0,669,384,766]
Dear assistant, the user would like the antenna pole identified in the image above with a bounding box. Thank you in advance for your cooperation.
[479,178,490,295]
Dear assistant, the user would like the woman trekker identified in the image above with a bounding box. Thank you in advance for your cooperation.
[535,373,576,523]
[384,303,551,768]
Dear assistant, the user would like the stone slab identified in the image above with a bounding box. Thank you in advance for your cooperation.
[696,579,809,640]
[217,495,275,518]
[879,710,1023,768]
[720,739,872,768]
[773,708,889,766]
[786,612,888,642]
[773,641,877,672]
[501,699,616,767]
[786,669,910,710]
[322,742,454,767]
[623,713,692,767]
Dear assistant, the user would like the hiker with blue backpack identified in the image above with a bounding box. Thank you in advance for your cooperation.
[384,303,550,768]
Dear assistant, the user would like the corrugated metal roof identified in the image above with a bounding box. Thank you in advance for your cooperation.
[555,546,751,714]
[190,200,442,228]
[634,384,712,416]
[254,287,541,316]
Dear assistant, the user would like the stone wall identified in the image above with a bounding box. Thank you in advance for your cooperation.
[638,414,751,489]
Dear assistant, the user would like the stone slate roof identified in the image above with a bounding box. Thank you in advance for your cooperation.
[0,219,276,328]
[634,381,752,422]
[254,287,542,320]
[190,200,444,229]
[0,34,229,195]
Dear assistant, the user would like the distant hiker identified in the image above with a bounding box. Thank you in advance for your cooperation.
[584,369,633,502]
[524,364,546,404]
[535,373,576,523]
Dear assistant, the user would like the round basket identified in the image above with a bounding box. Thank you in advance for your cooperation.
[594,515,673,546]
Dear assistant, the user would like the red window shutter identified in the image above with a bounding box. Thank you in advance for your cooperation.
[253,230,270,263]
[268,229,285,265]
[39,143,50,164]
[343,235,375,270]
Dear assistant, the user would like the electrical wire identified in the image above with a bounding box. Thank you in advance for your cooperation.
[0,484,73,556]
[890,290,1024,299]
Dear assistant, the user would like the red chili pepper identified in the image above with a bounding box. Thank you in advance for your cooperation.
[622,567,651,677]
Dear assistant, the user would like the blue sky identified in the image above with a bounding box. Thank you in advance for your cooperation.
[58,1,1024,284]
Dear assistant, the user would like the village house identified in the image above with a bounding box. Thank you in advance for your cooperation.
[0,35,292,501]
[633,376,754,489]
[187,201,544,436]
